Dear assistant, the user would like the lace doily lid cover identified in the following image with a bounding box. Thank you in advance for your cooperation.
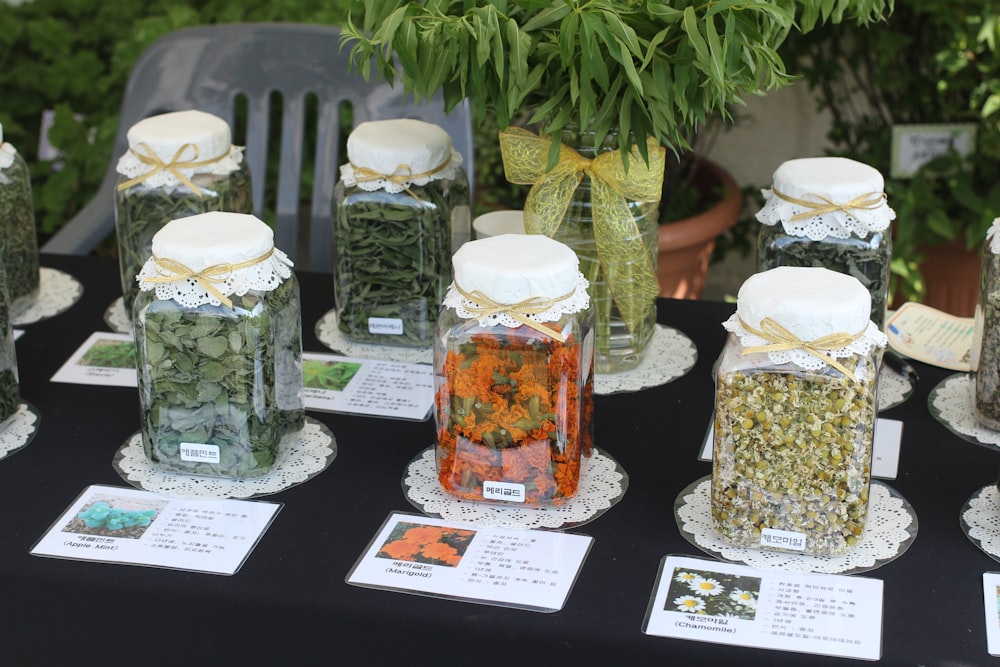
[136,212,293,307]
[339,118,464,192]
[0,122,16,169]
[115,109,245,191]
[723,266,887,375]
[436,234,593,507]
[756,157,895,239]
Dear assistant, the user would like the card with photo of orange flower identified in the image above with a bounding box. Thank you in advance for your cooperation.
[375,520,477,568]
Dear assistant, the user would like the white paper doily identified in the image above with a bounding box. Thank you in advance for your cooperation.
[927,373,1000,449]
[675,476,917,574]
[961,484,1000,563]
[105,297,131,334]
[879,365,913,411]
[315,308,432,364]
[13,268,83,326]
[402,446,628,530]
[596,324,697,395]
[0,402,40,460]
[113,417,336,499]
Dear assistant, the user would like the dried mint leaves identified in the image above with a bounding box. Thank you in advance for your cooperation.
[0,156,40,313]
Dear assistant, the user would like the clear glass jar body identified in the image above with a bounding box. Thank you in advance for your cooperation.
[712,336,882,556]
[115,165,253,319]
[433,307,594,506]
[975,240,1000,428]
[0,151,40,314]
[333,173,470,347]
[757,226,892,330]
[0,265,20,423]
[133,277,304,478]
[548,130,658,373]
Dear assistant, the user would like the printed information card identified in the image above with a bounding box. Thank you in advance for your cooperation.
[644,555,883,661]
[982,572,1000,656]
[31,485,281,575]
[50,333,433,420]
[347,512,593,612]
[886,302,974,371]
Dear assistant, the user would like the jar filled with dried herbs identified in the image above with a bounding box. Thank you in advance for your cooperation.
[756,157,895,330]
[0,262,21,424]
[116,109,252,320]
[334,118,470,347]
[133,212,304,479]
[713,267,887,557]
[975,218,1000,429]
[0,123,40,314]
[434,234,594,506]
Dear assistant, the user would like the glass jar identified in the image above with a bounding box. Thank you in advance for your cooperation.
[434,234,594,506]
[755,157,895,330]
[0,263,21,424]
[712,266,887,557]
[115,109,253,320]
[975,218,1000,429]
[334,118,470,347]
[0,124,40,314]
[133,212,304,478]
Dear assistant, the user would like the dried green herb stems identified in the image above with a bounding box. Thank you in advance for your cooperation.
[116,169,252,316]
[334,176,468,347]
[712,350,878,557]
[0,269,19,423]
[135,280,304,478]
[0,151,40,313]
[976,248,1000,428]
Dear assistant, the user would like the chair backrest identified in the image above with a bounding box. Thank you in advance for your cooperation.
[41,22,474,272]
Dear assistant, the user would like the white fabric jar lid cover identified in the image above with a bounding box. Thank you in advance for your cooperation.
[444,234,590,327]
[137,211,293,307]
[756,156,895,239]
[339,118,463,193]
[723,266,887,373]
[116,109,244,188]
[0,122,16,170]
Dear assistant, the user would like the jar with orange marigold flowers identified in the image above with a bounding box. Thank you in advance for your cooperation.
[434,234,594,506]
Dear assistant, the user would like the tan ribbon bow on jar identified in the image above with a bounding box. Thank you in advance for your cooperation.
[773,190,887,222]
[739,316,867,382]
[117,142,231,196]
[456,283,576,342]
[144,248,275,309]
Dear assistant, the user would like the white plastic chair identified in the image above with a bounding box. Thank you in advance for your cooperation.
[41,22,474,272]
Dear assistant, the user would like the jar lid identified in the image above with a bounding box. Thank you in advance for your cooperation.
[339,118,463,194]
[723,266,886,375]
[136,212,293,308]
[116,109,244,190]
[755,157,895,239]
[443,234,590,331]
[0,122,15,170]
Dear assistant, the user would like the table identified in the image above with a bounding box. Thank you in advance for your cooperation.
[2,253,997,665]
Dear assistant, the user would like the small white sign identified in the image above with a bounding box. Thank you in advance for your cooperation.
[983,572,1000,656]
[50,332,137,387]
[31,485,281,575]
[179,442,220,464]
[367,317,405,336]
[644,555,883,660]
[347,512,593,612]
[891,123,977,178]
[760,528,806,552]
[700,417,903,480]
[482,480,526,503]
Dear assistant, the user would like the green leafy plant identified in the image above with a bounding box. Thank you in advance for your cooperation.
[780,0,1000,302]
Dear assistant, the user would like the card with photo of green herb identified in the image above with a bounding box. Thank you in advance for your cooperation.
[50,332,138,386]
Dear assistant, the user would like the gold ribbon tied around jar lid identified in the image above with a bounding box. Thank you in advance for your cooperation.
[739,316,867,382]
[143,248,275,309]
[498,127,665,336]
[117,142,232,196]
[349,158,452,204]
[456,283,576,342]
[772,189,888,222]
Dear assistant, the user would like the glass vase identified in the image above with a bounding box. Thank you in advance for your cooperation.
[548,129,659,374]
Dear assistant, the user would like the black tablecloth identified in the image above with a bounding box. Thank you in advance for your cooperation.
[2,254,996,666]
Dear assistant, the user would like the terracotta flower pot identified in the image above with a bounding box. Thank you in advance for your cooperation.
[657,160,743,299]
[914,238,981,317]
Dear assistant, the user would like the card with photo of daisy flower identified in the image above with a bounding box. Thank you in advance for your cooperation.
[666,567,760,620]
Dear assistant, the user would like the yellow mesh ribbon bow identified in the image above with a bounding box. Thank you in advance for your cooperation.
[144,248,275,309]
[739,316,867,383]
[498,127,664,335]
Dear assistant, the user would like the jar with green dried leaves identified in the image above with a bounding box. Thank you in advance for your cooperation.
[133,212,304,479]
[0,124,40,314]
[975,218,1000,429]
[756,157,895,330]
[334,118,470,347]
[0,262,21,424]
[115,110,252,320]
[713,267,886,557]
